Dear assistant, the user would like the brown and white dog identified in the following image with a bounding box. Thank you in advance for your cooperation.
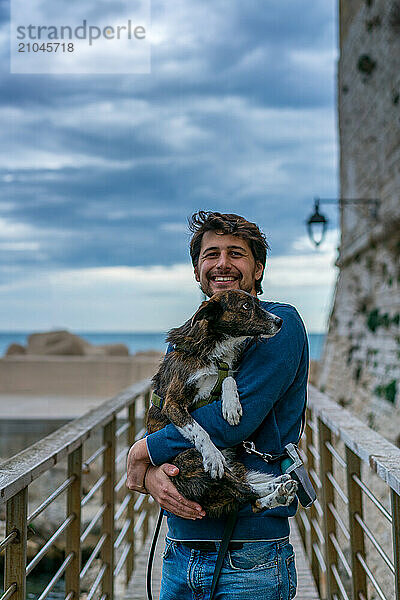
[146,289,297,518]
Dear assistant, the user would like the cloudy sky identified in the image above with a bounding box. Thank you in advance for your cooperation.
[1,0,339,334]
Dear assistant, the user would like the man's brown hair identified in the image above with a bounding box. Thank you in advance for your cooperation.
[188,211,269,294]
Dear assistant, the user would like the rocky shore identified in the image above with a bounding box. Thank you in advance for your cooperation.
[5,329,131,357]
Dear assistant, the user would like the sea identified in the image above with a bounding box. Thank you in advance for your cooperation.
[0,332,325,360]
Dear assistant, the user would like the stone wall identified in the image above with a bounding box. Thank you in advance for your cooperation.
[0,352,162,397]
[318,0,400,445]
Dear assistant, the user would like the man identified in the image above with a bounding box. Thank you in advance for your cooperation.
[127,211,308,600]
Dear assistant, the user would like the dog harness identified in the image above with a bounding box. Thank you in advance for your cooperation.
[150,356,231,411]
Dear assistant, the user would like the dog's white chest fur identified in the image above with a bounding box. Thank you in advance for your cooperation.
[187,336,247,404]
[176,336,246,478]
[189,366,219,403]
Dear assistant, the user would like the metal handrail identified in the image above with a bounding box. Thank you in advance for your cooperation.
[0,584,17,600]
[80,533,108,579]
[82,443,109,472]
[86,563,107,600]
[353,513,395,573]
[328,502,350,540]
[0,531,17,555]
[80,503,108,544]
[329,532,352,578]
[352,473,392,523]
[305,386,400,493]
[356,552,387,600]
[36,552,74,600]
[2,379,399,600]
[114,493,131,521]
[81,473,108,507]
[325,441,346,469]
[27,476,76,524]
[0,378,156,600]
[297,384,400,600]
[26,514,75,575]
[114,541,131,577]
[0,379,150,503]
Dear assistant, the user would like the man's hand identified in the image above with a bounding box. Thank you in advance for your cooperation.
[126,439,205,519]
[126,438,151,492]
[145,464,206,520]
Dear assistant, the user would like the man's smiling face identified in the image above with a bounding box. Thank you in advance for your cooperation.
[194,230,264,298]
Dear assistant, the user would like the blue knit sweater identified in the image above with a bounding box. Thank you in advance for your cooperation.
[146,301,309,541]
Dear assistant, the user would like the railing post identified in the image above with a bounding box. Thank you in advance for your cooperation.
[391,489,400,600]
[346,446,367,600]
[126,402,136,584]
[305,409,319,590]
[101,416,116,600]
[5,487,27,600]
[318,418,338,599]
[65,445,83,600]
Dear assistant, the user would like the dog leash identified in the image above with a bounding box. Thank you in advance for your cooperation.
[146,507,164,600]
[146,506,239,600]
[209,507,239,599]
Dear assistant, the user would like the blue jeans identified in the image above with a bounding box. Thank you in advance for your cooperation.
[159,538,297,600]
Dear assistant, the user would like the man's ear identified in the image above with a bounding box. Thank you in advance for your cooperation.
[191,299,223,328]
[194,266,200,283]
[255,262,264,281]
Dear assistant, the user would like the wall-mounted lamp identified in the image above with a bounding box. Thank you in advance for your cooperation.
[306,197,380,247]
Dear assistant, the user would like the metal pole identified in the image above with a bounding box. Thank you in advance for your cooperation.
[391,489,400,600]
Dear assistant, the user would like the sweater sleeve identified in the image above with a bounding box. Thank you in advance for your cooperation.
[146,305,307,465]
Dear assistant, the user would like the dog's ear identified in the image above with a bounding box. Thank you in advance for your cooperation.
[191,299,223,328]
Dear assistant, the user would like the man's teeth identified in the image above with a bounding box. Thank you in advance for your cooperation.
[213,276,236,281]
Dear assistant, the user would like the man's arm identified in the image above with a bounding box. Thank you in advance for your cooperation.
[126,441,205,519]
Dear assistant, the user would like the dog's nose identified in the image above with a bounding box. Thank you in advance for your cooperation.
[274,317,283,328]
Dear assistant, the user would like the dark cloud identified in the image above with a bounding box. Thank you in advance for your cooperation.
[0,0,338,275]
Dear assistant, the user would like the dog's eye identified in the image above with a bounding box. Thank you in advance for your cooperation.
[242,302,250,310]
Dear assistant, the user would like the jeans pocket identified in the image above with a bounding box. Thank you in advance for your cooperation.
[227,541,278,571]
[285,553,297,599]
[162,538,176,560]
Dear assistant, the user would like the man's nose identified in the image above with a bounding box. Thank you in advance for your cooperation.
[216,252,231,269]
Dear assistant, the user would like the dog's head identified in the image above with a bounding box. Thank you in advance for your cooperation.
[190,290,282,339]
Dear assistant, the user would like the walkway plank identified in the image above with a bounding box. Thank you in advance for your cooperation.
[124,516,320,599]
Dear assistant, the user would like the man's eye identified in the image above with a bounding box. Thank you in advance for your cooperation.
[242,303,250,310]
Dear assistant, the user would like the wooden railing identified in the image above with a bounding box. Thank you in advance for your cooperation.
[297,384,400,600]
[0,379,156,600]
[1,378,399,600]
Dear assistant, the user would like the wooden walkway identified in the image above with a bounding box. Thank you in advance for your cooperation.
[123,517,320,599]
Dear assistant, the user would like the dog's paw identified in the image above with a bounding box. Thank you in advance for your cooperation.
[222,377,242,426]
[203,446,226,479]
[255,478,298,510]
[222,401,243,426]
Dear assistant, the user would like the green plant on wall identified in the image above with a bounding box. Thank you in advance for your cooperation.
[374,380,397,404]
[367,309,398,332]
[367,309,380,332]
